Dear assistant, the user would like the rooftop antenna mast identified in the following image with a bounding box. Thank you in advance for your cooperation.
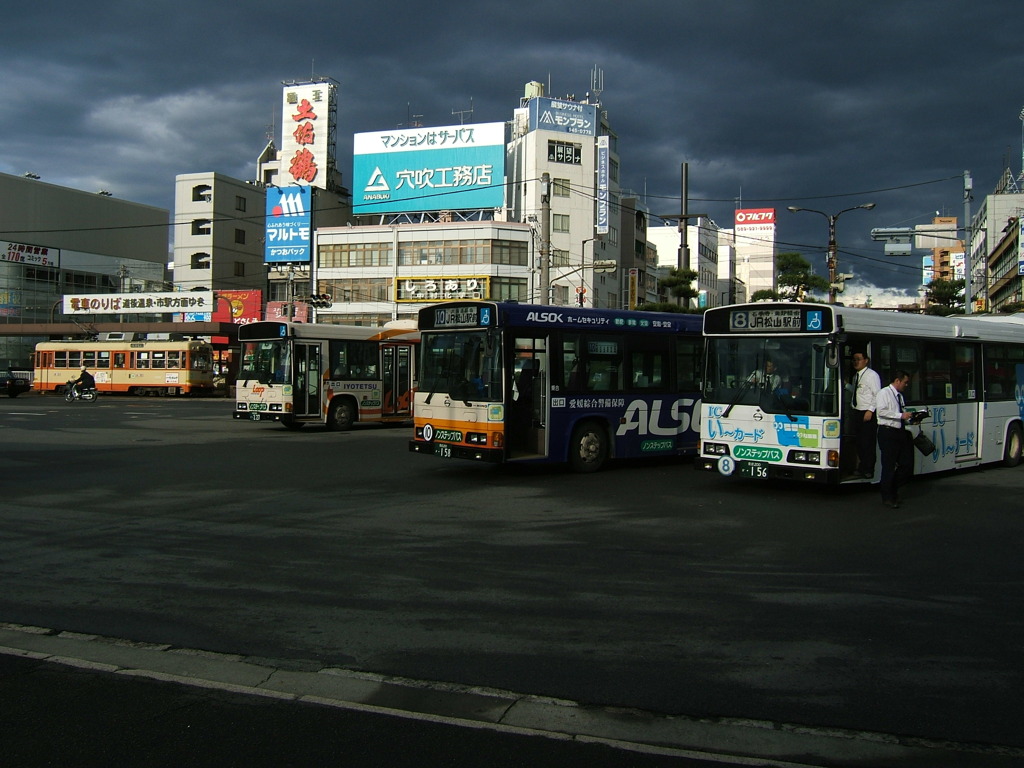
[590,65,604,106]
[400,102,423,128]
[452,97,474,125]
[266,108,277,146]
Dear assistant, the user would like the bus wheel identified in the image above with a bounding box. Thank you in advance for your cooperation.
[569,421,608,473]
[328,400,355,431]
[1004,424,1023,468]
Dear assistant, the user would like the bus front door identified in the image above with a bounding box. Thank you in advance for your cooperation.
[292,343,322,419]
[508,336,548,459]
[381,344,414,416]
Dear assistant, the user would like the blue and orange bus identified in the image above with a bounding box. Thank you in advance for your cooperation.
[408,301,703,471]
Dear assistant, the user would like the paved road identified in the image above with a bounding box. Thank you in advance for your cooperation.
[2,395,1023,765]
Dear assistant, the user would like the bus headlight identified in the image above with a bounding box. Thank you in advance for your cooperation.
[466,432,487,444]
[703,442,730,456]
[788,450,821,465]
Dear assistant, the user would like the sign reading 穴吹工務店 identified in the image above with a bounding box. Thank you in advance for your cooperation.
[352,122,506,214]
[63,292,215,315]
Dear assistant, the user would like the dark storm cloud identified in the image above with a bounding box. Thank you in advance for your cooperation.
[3,0,1021,302]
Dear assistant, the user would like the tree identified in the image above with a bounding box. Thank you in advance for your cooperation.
[635,301,701,314]
[658,267,699,308]
[750,288,780,302]
[923,278,965,315]
[776,252,830,301]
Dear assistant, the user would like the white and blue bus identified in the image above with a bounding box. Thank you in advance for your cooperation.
[408,301,703,472]
[235,321,418,430]
[697,302,1024,484]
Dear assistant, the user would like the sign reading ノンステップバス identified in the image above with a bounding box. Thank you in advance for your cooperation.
[352,122,506,214]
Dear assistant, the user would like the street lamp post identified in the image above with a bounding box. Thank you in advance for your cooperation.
[787,203,876,304]
[579,237,595,307]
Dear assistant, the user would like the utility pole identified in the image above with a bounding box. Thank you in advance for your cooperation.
[539,172,551,305]
[963,170,973,314]
[678,163,690,274]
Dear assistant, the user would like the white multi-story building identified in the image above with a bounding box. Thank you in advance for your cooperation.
[172,173,268,293]
[312,221,533,325]
[968,176,1024,311]
[731,208,777,297]
[507,81,621,309]
[648,218,721,308]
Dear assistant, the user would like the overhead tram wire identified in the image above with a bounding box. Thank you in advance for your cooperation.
[4,174,961,238]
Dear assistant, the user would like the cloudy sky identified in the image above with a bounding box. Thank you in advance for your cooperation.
[4,1,1022,305]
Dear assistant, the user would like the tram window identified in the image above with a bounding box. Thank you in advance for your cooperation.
[114,353,126,369]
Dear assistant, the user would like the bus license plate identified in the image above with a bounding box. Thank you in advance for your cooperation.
[435,443,453,458]
[741,461,769,479]
[250,413,262,422]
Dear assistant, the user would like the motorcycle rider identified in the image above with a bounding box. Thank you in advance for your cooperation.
[70,366,95,398]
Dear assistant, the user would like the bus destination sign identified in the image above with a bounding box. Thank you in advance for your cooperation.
[729,308,803,332]
[431,305,491,329]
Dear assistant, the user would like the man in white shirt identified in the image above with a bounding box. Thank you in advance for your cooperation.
[747,358,781,390]
[875,370,914,508]
[849,352,881,477]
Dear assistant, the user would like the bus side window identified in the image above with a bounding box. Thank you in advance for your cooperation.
[676,337,701,391]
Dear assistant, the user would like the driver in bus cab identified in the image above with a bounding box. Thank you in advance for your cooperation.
[747,358,781,391]
[71,366,95,397]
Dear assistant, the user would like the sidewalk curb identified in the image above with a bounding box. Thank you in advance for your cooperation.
[1,623,1019,768]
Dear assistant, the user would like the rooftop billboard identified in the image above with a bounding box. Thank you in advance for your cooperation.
[281,82,334,189]
[528,97,598,137]
[352,122,505,214]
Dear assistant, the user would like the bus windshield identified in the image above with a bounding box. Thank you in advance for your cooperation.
[703,336,838,417]
[419,329,502,402]
[239,340,290,385]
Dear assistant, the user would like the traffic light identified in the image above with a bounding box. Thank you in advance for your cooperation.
[303,294,333,309]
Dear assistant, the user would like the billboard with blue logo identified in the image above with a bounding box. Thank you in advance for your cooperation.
[527,97,598,136]
[352,122,505,214]
[264,186,311,264]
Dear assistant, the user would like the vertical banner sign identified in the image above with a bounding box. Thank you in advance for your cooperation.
[628,268,638,310]
[281,83,332,189]
[265,186,311,264]
[596,136,609,235]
